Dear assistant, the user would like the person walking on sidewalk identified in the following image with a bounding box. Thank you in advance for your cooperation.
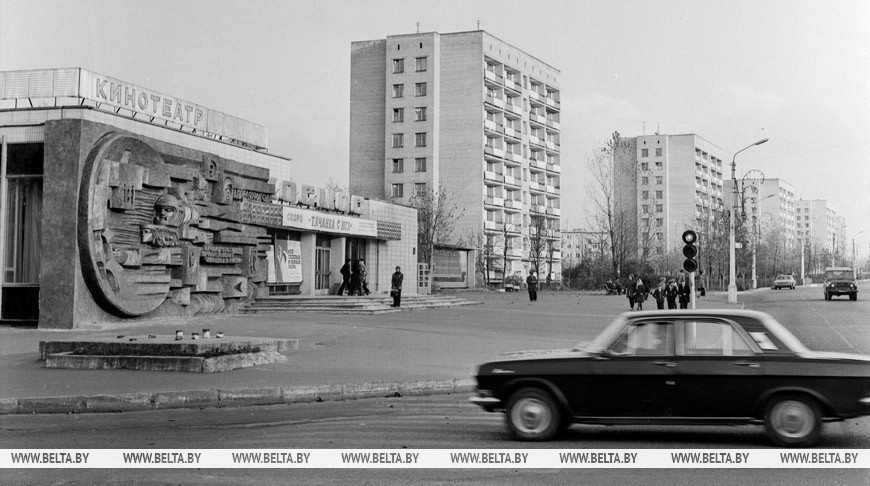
[337,258,351,295]
[526,272,539,302]
[391,266,404,307]
[349,259,362,296]
[664,279,678,309]
[359,258,371,295]
[625,273,637,310]
[677,277,690,309]
[652,279,666,310]
[634,277,647,311]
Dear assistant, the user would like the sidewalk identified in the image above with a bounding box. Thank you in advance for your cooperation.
[0,291,741,415]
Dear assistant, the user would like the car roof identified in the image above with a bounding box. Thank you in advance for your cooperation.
[617,308,771,320]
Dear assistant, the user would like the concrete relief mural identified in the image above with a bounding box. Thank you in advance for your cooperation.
[78,133,271,318]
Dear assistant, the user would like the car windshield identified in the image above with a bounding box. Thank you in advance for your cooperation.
[776,275,790,280]
[577,316,627,353]
[825,270,852,279]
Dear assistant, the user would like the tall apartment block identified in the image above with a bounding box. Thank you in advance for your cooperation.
[350,31,562,282]
[725,178,797,249]
[795,199,846,270]
[613,134,725,264]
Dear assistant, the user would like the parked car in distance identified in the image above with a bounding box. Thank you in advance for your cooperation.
[823,267,858,301]
[773,274,796,290]
[470,309,870,447]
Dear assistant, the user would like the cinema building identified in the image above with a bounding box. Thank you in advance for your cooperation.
[0,68,417,329]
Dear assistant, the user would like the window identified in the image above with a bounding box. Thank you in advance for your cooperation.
[414,107,427,121]
[392,133,404,148]
[656,218,663,226]
[415,157,427,172]
[392,84,404,98]
[415,82,427,97]
[415,132,427,147]
[392,108,404,122]
[641,176,649,185]
[415,183,427,195]
[656,190,663,198]
[641,162,649,171]
[392,58,404,74]
[682,320,754,356]
[607,321,674,356]
[641,148,649,157]
[655,148,663,156]
[642,191,649,199]
[415,56,427,72]
[642,205,649,214]
[656,176,663,185]
[655,161,663,169]
[392,158,404,173]
[391,183,404,198]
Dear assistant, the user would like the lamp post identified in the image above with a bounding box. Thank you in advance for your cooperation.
[854,231,864,279]
[729,137,769,303]
[751,194,775,289]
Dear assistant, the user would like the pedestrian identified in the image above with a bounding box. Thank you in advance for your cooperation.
[652,279,666,310]
[391,266,404,307]
[677,277,690,309]
[625,273,636,310]
[337,258,351,295]
[634,278,647,311]
[526,272,538,302]
[664,279,678,309]
[359,258,371,295]
[349,259,361,296]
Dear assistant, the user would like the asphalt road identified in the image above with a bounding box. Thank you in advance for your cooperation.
[2,285,869,485]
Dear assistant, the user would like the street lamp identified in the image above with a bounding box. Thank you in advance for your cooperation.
[729,137,769,303]
[854,231,865,279]
[751,194,775,289]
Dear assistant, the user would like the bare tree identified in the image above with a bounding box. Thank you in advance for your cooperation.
[409,183,463,269]
[586,131,635,279]
[528,215,548,277]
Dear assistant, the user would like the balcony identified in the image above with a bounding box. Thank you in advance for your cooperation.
[506,103,523,116]
[546,185,559,195]
[504,78,521,93]
[484,70,497,82]
[545,140,556,150]
[528,90,541,102]
[546,119,561,130]
[508,152,523,163]
[503,126,520,140]
[506,248,524,258]
[548,163,561,174]
[484,119,497,131]
[504,199,523,210]
[551,250,562,260]
[530,113,547,125]
[484,196,505,207]
[545,97,560,110]
[503,175,520,187]
[484,221,502,231]
[528,180,543,192]
[546,207,561,216]
[530,158,547,170]
[485,95,505,109]
[484,171,503,183]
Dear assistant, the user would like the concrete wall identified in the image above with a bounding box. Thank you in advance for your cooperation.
[360,199,418,295]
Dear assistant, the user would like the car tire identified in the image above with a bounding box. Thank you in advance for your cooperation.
[850,293,857,301]
[824,291,831,301]
[506,387,563,441]
[764,395,822,447]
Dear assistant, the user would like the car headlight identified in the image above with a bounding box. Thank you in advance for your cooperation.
[851,283,857,289]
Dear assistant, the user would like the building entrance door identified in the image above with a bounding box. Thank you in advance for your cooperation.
[315,235,332,293]
[1,142,43,324]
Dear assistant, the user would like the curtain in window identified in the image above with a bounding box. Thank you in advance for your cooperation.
[4,178,42,283]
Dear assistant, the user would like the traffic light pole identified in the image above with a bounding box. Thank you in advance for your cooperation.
[690,271,696,309]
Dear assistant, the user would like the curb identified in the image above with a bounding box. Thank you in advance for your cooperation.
[0,379,476,415]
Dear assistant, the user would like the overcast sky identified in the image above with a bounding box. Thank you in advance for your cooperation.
[3,0,869,261]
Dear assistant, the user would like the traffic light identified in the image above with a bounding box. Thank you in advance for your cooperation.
[682,230,699,273]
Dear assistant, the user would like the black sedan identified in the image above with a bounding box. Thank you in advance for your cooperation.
[470,309,870,447]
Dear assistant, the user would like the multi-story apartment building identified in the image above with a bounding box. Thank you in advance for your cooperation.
[725,178,797,250]
[613,134,725,266]
[349,30,562,283]
[795,199,846,272]
[561,229,607,264]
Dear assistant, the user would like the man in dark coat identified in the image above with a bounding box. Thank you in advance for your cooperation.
[652,279,666,310]
[677,278,691,309]
[349,259,361,296]
[625,273,636,310]
[337,258,351,295]
[664,279,678,309]
[526,272,538,302]
[391,266,404,308]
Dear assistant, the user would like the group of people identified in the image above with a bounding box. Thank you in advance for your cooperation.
[337,258,371,296]
[337,258,404,308]
[622,274,693,311]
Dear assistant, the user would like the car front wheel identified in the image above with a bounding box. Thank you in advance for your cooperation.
[506,387,563,441]
[764,395,821,447]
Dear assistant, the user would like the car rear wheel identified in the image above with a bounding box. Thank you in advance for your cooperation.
[764,395,821,447]
[506,387,563,441]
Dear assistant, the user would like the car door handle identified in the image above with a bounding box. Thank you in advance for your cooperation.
[734,362,760,368]
[652,361,677,367]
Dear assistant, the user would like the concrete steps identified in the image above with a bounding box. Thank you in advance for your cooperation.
[241,294,480,314]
